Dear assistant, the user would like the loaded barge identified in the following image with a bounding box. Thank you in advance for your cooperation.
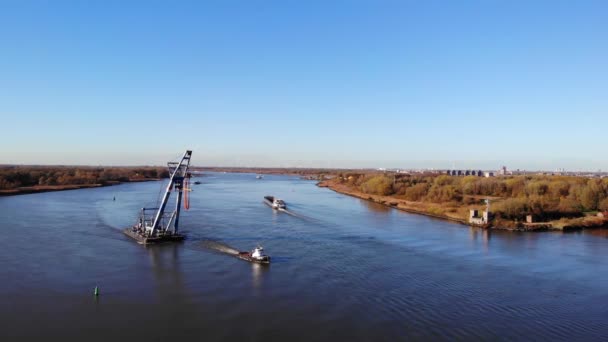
[123,150,193,245]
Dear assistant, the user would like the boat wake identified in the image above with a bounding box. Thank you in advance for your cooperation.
[277,208,319,223]
[198,239,240,256]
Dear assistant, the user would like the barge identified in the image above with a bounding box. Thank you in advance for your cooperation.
[123,225,185,244]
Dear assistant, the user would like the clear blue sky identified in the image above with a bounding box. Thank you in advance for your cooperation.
[1,0,606,170]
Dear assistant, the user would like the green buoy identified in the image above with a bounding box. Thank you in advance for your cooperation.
[94,286,99,296]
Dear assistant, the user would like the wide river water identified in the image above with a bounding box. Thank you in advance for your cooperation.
[1,172,607,341]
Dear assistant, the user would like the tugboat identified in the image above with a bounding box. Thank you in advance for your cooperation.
[123,150,192,245]
[264,195,286,210]
[237,246,271,264]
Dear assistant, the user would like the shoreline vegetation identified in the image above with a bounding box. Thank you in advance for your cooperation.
[316,172,608,232]
[0,166,169,196]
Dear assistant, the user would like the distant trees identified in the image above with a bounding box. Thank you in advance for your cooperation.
[557,197,581,215]
[335,172,608,221]
[493,198,528,219]
[359,175,393,196]
[426,175,462,202]
[405,183,430,201]
[0,166,169,190]
[599,198,608,211]
[579,179,606,211]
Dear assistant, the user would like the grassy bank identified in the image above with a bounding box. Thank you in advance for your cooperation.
[319,173,608,232]
[318,180,471,225]
[0,183,104,196]
[0,178,163,197]
[0,165,169,196]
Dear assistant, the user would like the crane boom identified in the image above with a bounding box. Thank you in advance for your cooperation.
[123,150,193,244]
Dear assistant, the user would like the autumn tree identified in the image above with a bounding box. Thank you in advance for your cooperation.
[359,175,394,196]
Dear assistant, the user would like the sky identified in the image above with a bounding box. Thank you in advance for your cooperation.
[0,0,606,170]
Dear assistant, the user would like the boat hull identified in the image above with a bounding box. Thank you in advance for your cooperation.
[263,198,276,209]
[237,252,271,264]
[123,228,185,245]
[263,196,286,210]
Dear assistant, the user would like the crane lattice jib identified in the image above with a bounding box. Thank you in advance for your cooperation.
[150,150,192,236]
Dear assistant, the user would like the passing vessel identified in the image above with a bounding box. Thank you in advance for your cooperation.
[264,195,286,210]
[237,246,271,264]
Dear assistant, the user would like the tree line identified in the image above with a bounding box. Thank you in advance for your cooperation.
[0,166,170,190]
[335,173,608,220]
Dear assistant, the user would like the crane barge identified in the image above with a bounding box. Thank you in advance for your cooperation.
[123,150,193,244]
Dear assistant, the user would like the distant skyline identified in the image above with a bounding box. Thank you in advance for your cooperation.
[1,1,607,170]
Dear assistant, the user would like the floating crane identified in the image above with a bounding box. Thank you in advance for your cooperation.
[123,150,193,244]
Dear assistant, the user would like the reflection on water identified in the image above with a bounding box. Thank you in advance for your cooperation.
[251,263,268,290]
[146,244,186,301]
[359,199,392,213]
[469,227,491,252]
[146,243,181,267]
[585,229,608,239]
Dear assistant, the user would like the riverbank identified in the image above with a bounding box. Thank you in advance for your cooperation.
[0,178,161,197]
[318,180,608,232]
[0,165,170,197]
[318,180,470,224]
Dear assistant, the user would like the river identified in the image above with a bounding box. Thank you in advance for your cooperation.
[0,172,606,341]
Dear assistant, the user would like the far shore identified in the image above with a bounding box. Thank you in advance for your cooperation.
[317,180,608,232]
[0,178,161,197]
[317,180,469,224]
[193,166,339,178]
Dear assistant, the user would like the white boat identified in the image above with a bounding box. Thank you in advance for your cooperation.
[237,246,270,264]
[264,195,286,209]
[256,175,263,179]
